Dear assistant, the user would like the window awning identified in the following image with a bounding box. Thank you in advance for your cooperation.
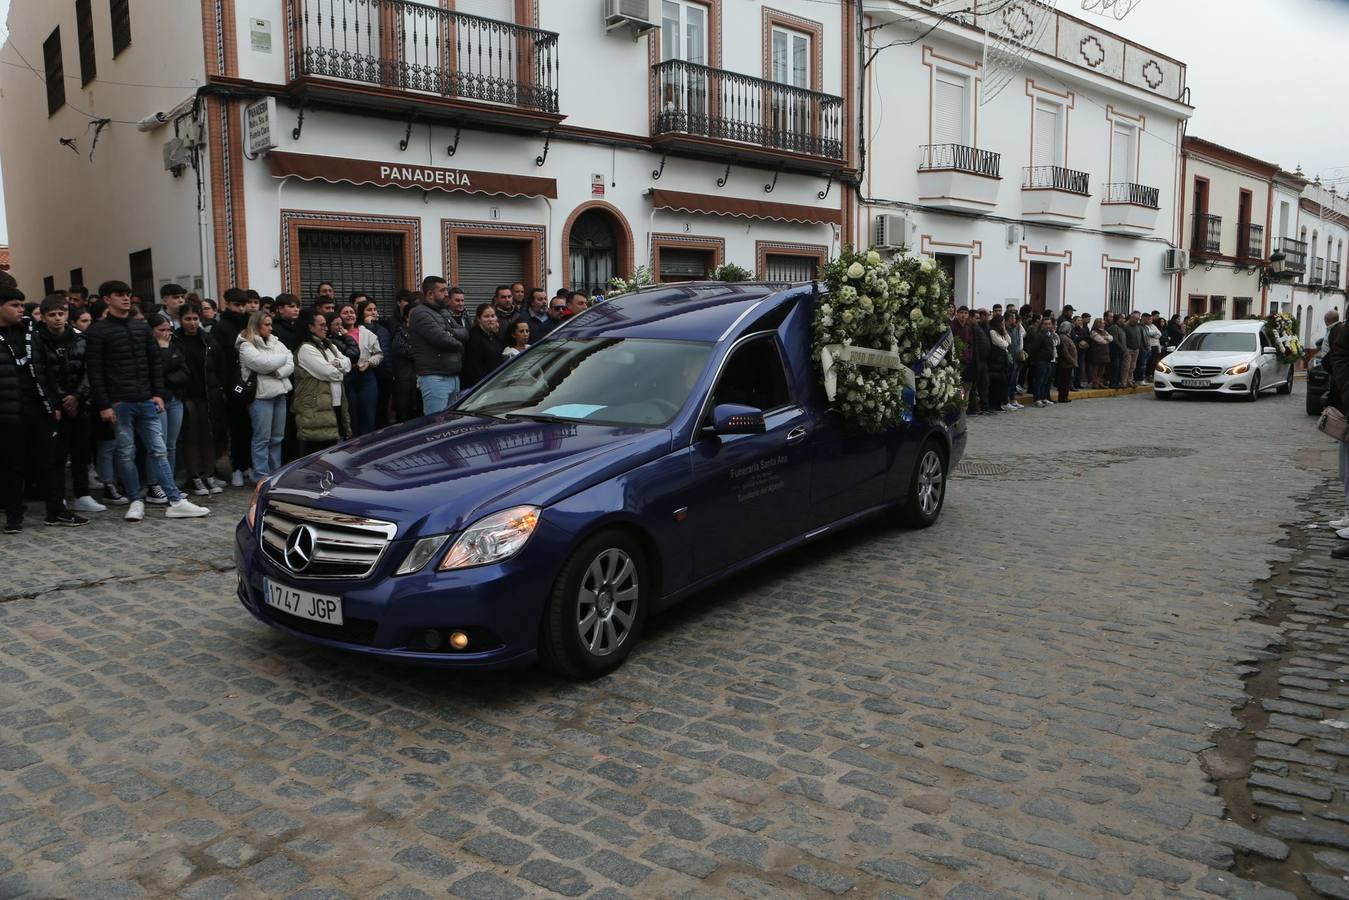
[268,151,558,199]
[648,189,841,226]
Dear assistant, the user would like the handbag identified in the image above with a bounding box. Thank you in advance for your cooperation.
[232,367,257,404]
[1318,406,1349,443]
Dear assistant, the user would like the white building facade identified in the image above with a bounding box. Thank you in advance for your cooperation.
[858,1,1190,319]
[1,0,858,308]
[1288,183,1349,350]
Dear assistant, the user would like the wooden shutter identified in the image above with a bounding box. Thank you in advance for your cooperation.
[933,74,967,147]
[110,0,131,56]
[76,0,96,85]
[43,28,65,115]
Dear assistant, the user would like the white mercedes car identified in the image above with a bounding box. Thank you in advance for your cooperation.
[1153,320,1295,401]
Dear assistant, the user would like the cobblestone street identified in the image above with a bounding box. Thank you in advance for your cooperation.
[1,387,1343,899]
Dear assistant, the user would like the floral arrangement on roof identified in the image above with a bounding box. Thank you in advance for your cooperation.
[813,247,963,433]
[606,266,653,298]
[1264,310,1304,363]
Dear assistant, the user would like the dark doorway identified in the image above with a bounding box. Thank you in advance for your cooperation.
[1028,262,1049,313]
[568,209,617,297]
[129,248,154,304]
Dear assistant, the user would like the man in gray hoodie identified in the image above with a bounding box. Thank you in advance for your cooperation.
[408,276,465,413]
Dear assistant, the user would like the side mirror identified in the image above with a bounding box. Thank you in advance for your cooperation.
[706,403,766,436]
[1262,347,1277,355]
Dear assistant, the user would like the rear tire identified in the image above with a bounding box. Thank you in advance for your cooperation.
[1247,372,1261,403]
[1277,366,1294,395]
[898,440,947,529]
[539,530,648,679]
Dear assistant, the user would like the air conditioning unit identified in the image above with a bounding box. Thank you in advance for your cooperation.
[162,138,192,173]
[874,213,911,251]
[605,0,656,36]
[1162,248,1189,272]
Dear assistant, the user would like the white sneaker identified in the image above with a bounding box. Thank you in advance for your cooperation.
[1330,515,1349,529]
[70,495,107,514]
[1014,402,1025,410]
[1337,527,1349,541]
[1000,404,1015,411]
[125,501,145,522]
[230,470,245,488]
[1045,399,1056,405]
[207,476,227,490]
[166,499,211,519]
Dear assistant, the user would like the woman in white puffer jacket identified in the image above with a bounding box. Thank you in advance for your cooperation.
[237,311,295,481]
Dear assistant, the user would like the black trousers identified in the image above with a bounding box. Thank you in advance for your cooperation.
[2,406,65,521]
[57,411,91,497]
[226,397,252,473]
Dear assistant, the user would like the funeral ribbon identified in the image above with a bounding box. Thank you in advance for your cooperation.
[821,343,916,402]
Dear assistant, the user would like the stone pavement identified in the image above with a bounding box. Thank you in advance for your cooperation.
[0,387,1340,899]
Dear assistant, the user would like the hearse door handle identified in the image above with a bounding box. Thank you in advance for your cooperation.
[786,426,808,446]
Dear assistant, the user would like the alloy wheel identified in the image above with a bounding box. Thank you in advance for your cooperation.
[576,548,639,657]
[916,450,945,518]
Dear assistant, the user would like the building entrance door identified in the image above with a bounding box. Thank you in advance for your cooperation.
[1028,262,1049,313]
[568,209,617,297]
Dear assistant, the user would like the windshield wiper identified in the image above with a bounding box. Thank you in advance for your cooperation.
[504,412,574,424]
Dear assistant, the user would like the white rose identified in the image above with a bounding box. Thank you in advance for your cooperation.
[859,296,874,311]
[847,262,866,280]
[866,250,882,266]
[919,256,935,273]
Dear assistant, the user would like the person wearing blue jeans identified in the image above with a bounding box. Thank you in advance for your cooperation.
[249,396,286,476]
[408,277,467,415]
[147,313,189,503]
[85,281,210,522]
[237,310,295,479]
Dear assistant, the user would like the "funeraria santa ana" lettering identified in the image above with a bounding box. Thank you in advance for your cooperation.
[378,165,473,187]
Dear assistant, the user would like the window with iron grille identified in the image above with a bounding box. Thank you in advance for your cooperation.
[298,230,405,317]
[1210,296,1226,318]
[43,28,65,115]
[110,0,131,56]
[764,254,818,283]
[1233,297,1252,319]
[1107,267,1132,315]
[75,0,96,85]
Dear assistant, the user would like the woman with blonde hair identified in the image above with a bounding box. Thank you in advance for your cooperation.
[237,310,294,481]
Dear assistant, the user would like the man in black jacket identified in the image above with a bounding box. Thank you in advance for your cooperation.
[38,294,105,515]
[86,280,209,522]
[1,288,86,531]
[211,288,253,486]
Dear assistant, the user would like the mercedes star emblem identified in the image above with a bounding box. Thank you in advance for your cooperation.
[284,525,318,572]
[317,471,334,497]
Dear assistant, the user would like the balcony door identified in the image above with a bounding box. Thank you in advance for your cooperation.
[1110,121,1135,185]
[1032,99,1063,170]
[661,0,709,125]
[933,72,969,151]
[770,26,811,148]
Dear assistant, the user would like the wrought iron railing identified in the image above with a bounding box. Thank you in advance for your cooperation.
[1192,213,1222,255]
[294,0,560,113]
[917,144,1001,177]
[651,59,844,160]
[1022,165,1090,195]
[1276,236,1307,272]
[1102,182,1159,209]
[1310,258,1326,285]
[1240,222,1264,260]
[1330,260,1342,288]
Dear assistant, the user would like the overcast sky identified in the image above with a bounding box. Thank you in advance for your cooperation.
[0,0,1346,246]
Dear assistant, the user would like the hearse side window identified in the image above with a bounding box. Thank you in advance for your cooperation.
[712,336,792,413]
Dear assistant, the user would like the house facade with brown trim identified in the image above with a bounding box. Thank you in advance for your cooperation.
[1,0,855,308]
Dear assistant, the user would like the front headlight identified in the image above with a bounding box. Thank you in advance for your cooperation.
[247,478,269,529]
[439,506,541,571]
[1155,360,1172,374]
[396,536,450,576]
[1225,362,1250,376]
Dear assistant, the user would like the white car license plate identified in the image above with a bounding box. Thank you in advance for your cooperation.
[1181,378,1211,388]
[264,579,343,626]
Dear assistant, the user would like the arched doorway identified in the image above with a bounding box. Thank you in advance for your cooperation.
[568,208,620,296]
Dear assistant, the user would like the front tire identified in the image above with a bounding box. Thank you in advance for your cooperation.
[539,530,648,679]
[898,440,947,529]
[1246,372,1261,403]
[1277,365,1294,395]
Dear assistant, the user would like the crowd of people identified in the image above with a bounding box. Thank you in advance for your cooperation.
[952,303,1186,413]
[0,273,595,534]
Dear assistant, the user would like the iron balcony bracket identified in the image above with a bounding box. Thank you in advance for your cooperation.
[818,172,835,201]
[716,163,732,189]
[291,97,306,141]
[764,169,781,194]
[446,125,462,157]
[652,152,667,181]
[399,115,416,153]
[536,129,554,167]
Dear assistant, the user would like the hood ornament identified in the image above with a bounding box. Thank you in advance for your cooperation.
[317,471,334,497]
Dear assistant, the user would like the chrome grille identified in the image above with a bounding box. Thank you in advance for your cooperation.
[1175,366,1222,379]
[261,499,397,579]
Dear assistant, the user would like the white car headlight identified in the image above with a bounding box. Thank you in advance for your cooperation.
[1155,360,1172,374]
[1225,362,1250,376]
[439,506,541,571]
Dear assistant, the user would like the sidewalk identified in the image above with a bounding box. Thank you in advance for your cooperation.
[1013,384,1153,404]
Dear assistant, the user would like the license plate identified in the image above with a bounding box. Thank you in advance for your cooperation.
[1181,379,1211,388]
[264,579,343,626]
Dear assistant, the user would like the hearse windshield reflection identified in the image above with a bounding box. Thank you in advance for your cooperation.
[455,337,714,428]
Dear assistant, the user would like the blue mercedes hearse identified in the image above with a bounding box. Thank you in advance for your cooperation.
[234,282,966,677]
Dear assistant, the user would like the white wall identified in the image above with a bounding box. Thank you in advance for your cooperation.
[0,0,207,294]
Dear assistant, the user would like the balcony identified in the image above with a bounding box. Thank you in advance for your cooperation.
[1240,223,1265,261]
[1275,236,1307,273]
[1310,258,1326,286]
[1100,182,1160,235]
[1021,165,1090,224]
[651,59,844,174]
[290,0,562,131]
[1330,260,1342,288]
[1191,213,1222,257]
[916,144,1001,212]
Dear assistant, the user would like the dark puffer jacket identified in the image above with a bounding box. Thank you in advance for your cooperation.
[408,302,465,377]
[0,319,57,424]
[85,313,164,410]
[37,325,88,407]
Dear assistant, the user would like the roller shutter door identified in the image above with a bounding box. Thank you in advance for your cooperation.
[456,238,528,306]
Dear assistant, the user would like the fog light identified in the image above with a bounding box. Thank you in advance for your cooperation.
[420,629,442,651]
[449,631,470,651]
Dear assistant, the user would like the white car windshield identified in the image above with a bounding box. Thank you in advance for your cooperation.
[456,338,714,427]
[1178,332,1257,353]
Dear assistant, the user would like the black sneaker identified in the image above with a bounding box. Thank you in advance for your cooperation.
[44,512,89,528]
[2,519,20,535]
[145,484,170,506]
[103,484,130,507]
[190,477,210,497]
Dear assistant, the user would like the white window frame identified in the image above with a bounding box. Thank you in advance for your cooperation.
[661,0,709,65]
[1109,119,1137,185]
[770,25,810,90]
[1033,97,1065,169]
